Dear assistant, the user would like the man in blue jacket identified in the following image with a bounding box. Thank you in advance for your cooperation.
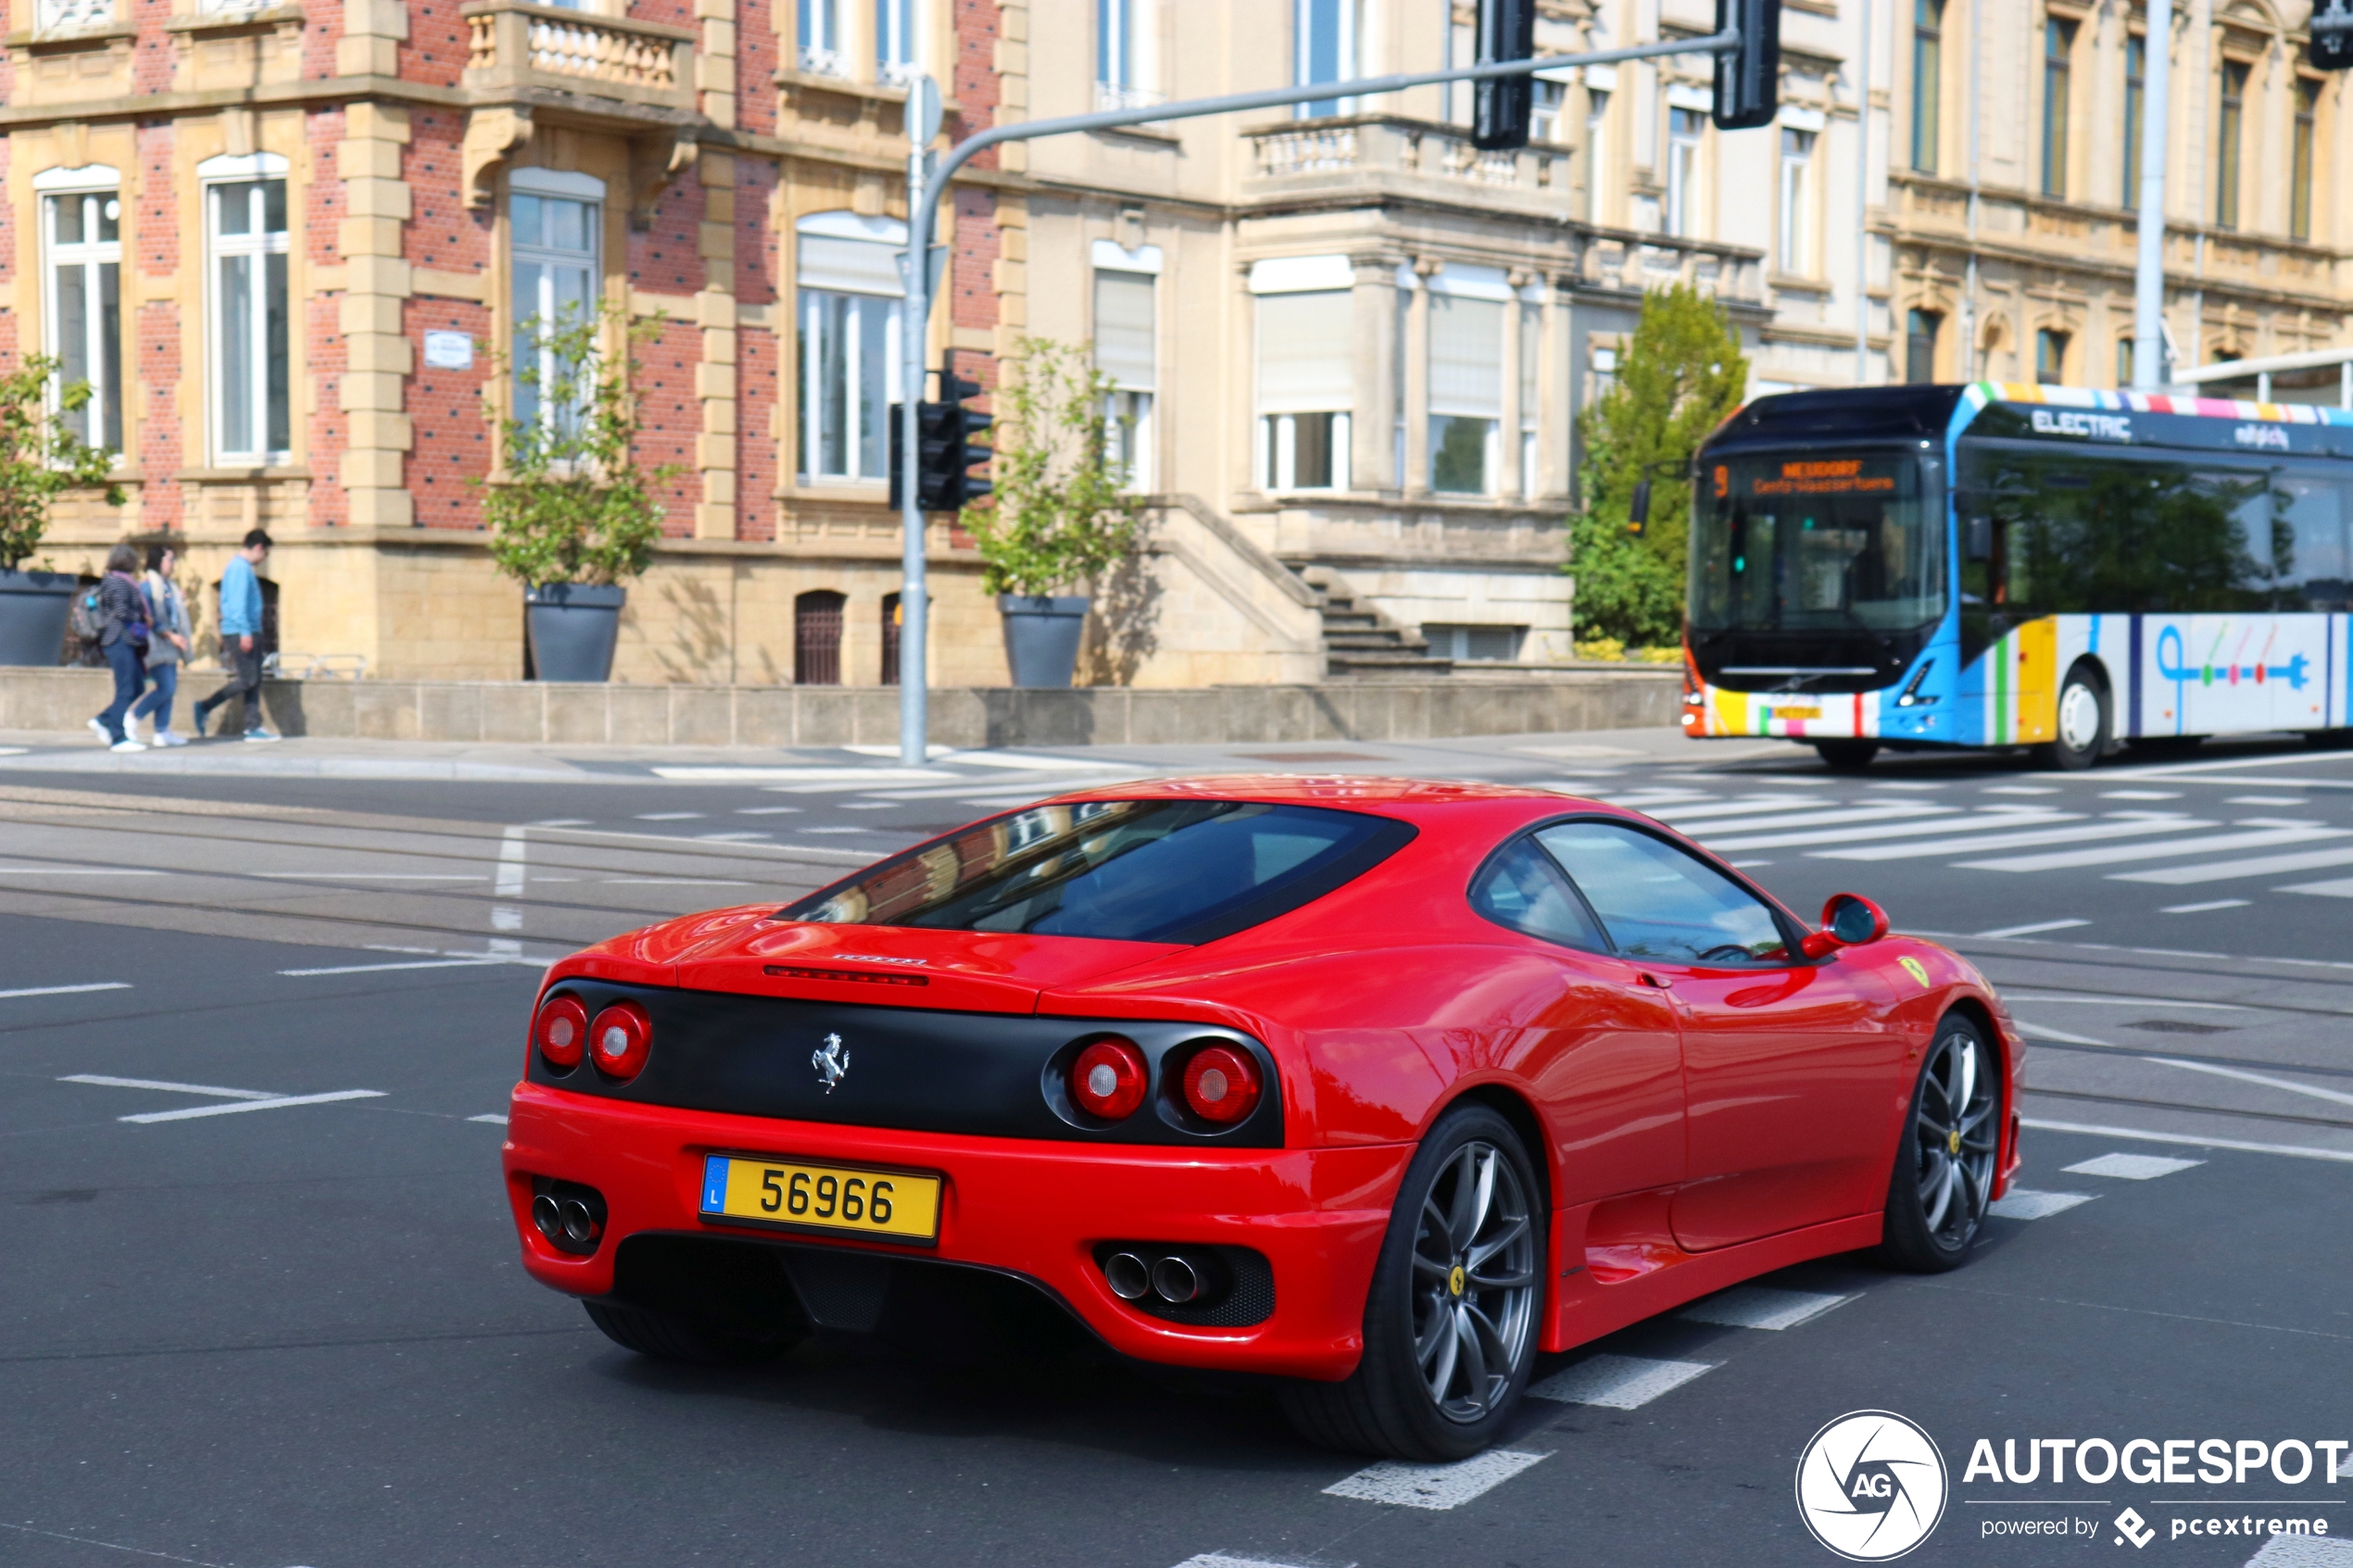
[191,529,279,743]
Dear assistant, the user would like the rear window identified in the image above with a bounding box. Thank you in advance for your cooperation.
[780,799,1414,946]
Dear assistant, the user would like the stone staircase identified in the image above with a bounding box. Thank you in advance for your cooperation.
[1294,565,1455,679]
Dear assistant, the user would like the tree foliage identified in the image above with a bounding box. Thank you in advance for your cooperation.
[962,337,1141,597]
[1570,283,1748,646]
[481,304,680,589]
[0,356,124,571]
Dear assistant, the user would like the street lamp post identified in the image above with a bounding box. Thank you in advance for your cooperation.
[2131,0,2172,390]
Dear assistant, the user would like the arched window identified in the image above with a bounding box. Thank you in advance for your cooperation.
[795,589,846,685]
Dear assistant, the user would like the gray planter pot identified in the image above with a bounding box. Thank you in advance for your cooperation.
[525,583,626,683]
[0,568,79,667]
[998,595,1089,688]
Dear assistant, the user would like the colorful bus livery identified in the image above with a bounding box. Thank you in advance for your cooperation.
[1683,383,2353,769]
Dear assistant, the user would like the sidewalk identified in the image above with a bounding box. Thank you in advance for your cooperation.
[0,721,1797,784]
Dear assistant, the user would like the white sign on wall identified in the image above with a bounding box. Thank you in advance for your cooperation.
[423,331,475,370]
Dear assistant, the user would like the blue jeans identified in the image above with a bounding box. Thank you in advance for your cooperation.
[97,640,145,743]
[132,659,178,732]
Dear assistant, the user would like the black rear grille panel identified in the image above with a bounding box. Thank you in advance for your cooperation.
[531,980,1283,1148]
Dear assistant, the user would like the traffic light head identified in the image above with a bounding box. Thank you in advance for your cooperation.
[1472,0,1538,151]
[1712,0,1780,130]
[2312,0,2353,69]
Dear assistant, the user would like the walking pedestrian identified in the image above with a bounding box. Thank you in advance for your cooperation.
[130,544,192,746]
[190,529,279,743]
[84,542,152,754]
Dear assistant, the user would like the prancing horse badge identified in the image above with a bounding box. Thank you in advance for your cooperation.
[812,1033,850,1093]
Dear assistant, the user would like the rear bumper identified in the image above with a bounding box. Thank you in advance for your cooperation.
[501,1080,1409,1380]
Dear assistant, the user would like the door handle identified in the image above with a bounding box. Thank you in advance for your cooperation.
[1637,972,1673,989]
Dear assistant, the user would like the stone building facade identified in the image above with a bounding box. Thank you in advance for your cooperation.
[11,0,1023,684]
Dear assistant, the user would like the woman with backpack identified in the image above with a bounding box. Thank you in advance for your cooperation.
[129,544,191,746]
[85,542,152,754]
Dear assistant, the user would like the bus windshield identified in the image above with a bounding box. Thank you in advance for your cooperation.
[1689,452,1944,634]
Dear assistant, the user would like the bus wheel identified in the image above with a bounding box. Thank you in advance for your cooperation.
[2042,666,2108,771]
[1816,740,1880,771]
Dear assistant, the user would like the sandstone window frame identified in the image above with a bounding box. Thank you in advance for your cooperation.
[35,163,124,458]
[795,210,906,489]
[200,151,292,470]
[508,167,605,445]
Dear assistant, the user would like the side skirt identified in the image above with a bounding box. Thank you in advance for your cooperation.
[1539,1210,1884,1355]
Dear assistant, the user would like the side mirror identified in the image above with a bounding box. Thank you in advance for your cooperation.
[1801,893,1890,959]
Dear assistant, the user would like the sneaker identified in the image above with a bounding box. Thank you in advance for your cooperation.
[154,730,189,747]
[88,718,109,746]
[109,739,147,754]
[242,728,282,744]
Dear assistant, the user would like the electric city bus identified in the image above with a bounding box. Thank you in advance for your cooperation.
[1681,382,2353,770]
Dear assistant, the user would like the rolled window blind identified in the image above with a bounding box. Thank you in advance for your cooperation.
[1094,270,1156,390]
[1430,295,1504,419]
[799,234,901,295]
[1256,289,1353,413]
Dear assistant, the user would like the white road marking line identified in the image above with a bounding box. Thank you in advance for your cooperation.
[278,958,513,976]
[0,982,131,999]
[599,878,755,886]
[1673,804,1945,837]
[2282,876,2353,898]
[798,825,880,834]
[1530,1354,1718,1409]
[2147,1057,2353,1110]
[60,1075,277,1100]
[935,750,1139,772]
[120,1089,385,1123]
[2103,790,2183,799]
[1989,1189,2098,1220]
[2105,749,2353,778]
[1322,1449,1549,1510]
[1703,811,2074,853]
[255,872,487,880]
[1815,816,2211,861]
[530,818,591,826]
[1680,1286,1855,1331]
[1976,918,2091,939]
[2004,996,2248,1010]
[2114,846,2353,884]
[635,811,706,821]
[1168,1557,1324,1568]
[735,805,801,814]
[692,832,774,841]
[2015,1022,2114,1046]
[1963,825,2350,873]
[2164,898,2252,912]
[1862,781,1947,791]
[866,776,1133,801]
[1984,785,2061,795]
[2246,1533,2353,1565]
[1729,859,1774,867]
[522,823,874,858]
[2063,1152,2206,1180]
[493,826,527,934]
[1595,789,1713,807]
[2227,797,2310,806]
[0,866,165,874]
[1646,795,1858,822]
[2023,1117,2353,1165]
[469,1113,509,1124]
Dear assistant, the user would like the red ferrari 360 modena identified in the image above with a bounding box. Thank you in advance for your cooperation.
[501,776,2021,1460]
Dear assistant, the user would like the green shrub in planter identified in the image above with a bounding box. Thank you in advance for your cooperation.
[0,356,124,667]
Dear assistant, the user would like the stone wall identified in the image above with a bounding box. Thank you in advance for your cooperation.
[0,668,1680,747]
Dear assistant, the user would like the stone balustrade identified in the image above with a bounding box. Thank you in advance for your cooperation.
[460,0,695,114]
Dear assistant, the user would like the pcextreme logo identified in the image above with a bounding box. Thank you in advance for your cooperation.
[1797,1411,1951,1561]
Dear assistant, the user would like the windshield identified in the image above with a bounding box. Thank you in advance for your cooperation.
[779,798,1412,946]
[1689,451,1944,634]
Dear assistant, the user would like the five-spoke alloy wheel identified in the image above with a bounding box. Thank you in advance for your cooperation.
[1280,1104,1543,1460]
[1881,1014,2001,1271]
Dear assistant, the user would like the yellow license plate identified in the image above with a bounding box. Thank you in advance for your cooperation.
[698,1153,942,1244]
[1770,705,1822,721]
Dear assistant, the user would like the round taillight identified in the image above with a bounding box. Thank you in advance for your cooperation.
[587,1002,652,1082]
[535,995,588,1071]
[1070,1037,1148,1120]
[1180,1044,1262,1124]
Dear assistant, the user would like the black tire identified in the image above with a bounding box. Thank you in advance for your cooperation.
[2127,734,2203,757]
[1816,739,1880,771]
[583,1299,802,1365]
[2038,662,2109,771]
[1879,1015,2000,1273]
[2305,728,2353,751]
[1278,1104,1544,1461]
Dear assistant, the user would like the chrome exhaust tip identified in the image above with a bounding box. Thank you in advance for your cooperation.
[558,1196,598,1245]
[1150,1254,1202,1304]
[532,1192,564,1241]
[1103,1251,1151,1300]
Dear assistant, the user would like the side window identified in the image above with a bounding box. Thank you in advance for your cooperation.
[1534,822,1791,966]
[1469,836,1608,952]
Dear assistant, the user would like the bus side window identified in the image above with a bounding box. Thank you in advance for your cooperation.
[2277,475,2351,612]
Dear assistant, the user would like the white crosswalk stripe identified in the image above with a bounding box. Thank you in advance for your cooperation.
[1702,809,2073,853]
[1662,804,1941,837]
[1962,824,2349,873]
[1529,1355,1717,1409]
[1323,1449,1550,1509]
[1988,1189,2098,1220]
[1812,815,2213,861]
[2109,845,2353,884]
[1644,795,1864,822]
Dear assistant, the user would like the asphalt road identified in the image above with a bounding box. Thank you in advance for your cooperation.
[3,726,2350,1568]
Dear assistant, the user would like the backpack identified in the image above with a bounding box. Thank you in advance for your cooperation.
[68,585,105,646]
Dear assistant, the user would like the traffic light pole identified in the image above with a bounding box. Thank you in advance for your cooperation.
[895,28,1743,765]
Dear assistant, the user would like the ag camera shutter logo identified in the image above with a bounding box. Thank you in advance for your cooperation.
[1796,1410,1950,1561]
